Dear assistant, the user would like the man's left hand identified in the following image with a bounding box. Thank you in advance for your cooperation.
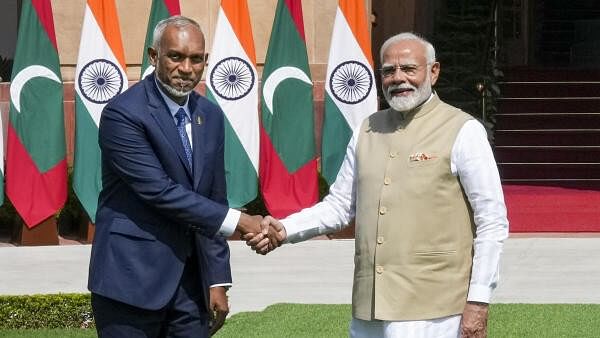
[460,301,488,338]
[209,286,229,336]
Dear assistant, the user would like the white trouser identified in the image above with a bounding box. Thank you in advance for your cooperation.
[349,315,461,338]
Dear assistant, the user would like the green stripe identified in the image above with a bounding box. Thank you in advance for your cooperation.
[224,118,258,208]
[72,96,101,222]
[321,93,352,185]
[206,89,258,208]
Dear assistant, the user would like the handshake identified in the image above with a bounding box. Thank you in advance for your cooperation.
[236,214,287,254]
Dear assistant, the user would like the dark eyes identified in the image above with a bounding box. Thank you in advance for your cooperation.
[379,65,420,77]
[166,53,205,64]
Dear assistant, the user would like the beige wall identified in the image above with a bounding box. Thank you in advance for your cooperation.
[52,0,370,82]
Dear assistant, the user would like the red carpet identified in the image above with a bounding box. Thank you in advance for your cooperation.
[503,184,600,232]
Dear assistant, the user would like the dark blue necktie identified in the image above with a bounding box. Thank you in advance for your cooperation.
[175,108,193,169]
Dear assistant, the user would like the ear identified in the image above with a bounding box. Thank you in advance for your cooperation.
[148,47,158,66]
[430,62,440,86]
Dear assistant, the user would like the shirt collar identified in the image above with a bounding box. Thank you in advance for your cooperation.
[155,78,190,120]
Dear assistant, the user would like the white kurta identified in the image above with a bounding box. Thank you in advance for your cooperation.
[282,117,509,337]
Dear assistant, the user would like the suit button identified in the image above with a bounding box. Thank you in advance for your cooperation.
[377,236,384,244]
[376,265,384,274]
[379,206,387,215]
[389,152,396,158]
[383,177,391,185]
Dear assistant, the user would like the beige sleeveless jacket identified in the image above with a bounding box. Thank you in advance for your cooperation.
[353,94,476,321]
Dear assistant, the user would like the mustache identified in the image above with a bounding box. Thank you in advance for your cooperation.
[386,83,417,95]
[172,77,193,84]
[173,75,193,81]
[156,77,193,98]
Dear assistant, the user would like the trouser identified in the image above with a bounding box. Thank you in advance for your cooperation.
[92,254,208,338]
[349,315,461,338]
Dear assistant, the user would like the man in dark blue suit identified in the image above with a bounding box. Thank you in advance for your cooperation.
[88,16,266,337]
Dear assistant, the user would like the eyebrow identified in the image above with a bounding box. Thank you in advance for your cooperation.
[381,63,419,68]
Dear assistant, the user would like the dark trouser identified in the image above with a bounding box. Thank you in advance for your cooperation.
[92,255,209,338]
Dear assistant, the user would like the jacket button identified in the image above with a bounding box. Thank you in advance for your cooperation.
[377,236,384,244]
[383,177,391,185]
[389,152,396,158]
[376,265,384,274]
[379,206,387,215]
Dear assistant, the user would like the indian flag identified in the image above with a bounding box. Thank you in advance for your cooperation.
[205,0,259,208]
[73,0,128,222]
[322,0,377,185]
[141,0,180,79]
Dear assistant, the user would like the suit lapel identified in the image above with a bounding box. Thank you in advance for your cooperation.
[189,96,205,190]
[145,75,193,180]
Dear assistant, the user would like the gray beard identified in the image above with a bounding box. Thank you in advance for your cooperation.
[156,76,193,98]
[384,75,432,112]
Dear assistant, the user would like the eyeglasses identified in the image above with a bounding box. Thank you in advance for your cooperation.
[379,64,428,78]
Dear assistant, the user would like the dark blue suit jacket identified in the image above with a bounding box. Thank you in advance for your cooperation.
[88,73,232,311]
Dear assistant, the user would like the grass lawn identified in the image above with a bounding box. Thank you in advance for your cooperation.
[1,303,599,337]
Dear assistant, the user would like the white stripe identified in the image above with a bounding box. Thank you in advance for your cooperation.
[325,6,377,129]
[74,5,128,128]
[205,7,259,173]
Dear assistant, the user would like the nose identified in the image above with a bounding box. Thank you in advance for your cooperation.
[389,67,407,83]
[178,58,192,74]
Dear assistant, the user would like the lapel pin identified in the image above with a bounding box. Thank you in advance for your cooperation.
[196,116,203,125]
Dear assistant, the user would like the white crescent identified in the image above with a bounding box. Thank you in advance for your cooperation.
[262,66,312,114]
[10,65,61,113]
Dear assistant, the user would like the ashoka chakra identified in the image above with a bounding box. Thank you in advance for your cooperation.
[329,60,373,104]
[78,59,124,104]
[209,56,255,100]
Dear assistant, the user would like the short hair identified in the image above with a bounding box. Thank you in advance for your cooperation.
[380,32,436,65]
[152,15,203,52]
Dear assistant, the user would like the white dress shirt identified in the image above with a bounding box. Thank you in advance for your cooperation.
[156,83,240,238]
[281,113,509,335]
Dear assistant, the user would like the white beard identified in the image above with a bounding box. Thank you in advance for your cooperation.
[154,61,194,98]
[384,74,432,112]
[156,75,193,98]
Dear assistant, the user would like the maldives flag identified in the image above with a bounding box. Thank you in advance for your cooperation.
[260,0,318,218]
[141,0,180,79]
[205,0,259,208]
[6,0,67,227]
[73,0,128,222]
[322,0,377,185]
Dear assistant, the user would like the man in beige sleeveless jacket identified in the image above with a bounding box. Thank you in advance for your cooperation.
[248,33,508,338]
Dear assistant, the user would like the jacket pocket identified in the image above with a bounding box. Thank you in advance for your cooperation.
[406,157,441,168]
[414,249,457,256]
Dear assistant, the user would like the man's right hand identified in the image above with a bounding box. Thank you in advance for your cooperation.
[243,215,287,255]
[236,213,263,235]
